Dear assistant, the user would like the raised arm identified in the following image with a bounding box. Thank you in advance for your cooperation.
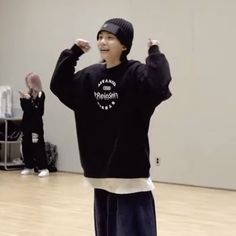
[135,39,172,107]
[50,39,91,110]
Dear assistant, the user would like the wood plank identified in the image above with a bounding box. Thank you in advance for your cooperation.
[0,171,235,236]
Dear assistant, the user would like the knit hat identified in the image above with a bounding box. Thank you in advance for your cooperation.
[97,18,134,55]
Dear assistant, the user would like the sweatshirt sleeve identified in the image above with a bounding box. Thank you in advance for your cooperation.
[50,45,84,110]
[135,45,172,107]
[36,92,45,116]
[20,98,33,113]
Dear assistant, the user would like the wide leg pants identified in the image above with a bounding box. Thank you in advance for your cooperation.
[21,131,47,170]
[94,189,157,236]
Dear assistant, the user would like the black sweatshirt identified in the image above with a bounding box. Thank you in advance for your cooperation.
[50,45,172,178]
[20,92,45,134]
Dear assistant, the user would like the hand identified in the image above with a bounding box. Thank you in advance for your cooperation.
[19,91,24,98]
[75,38,91,53]
[24,94,31,99]
[148,38,160,48]
[19,91,30,99]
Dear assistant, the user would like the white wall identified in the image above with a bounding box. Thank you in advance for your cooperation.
[0,0,236,189]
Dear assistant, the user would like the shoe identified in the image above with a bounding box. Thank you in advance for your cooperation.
[21,168,34,175]
[38,169,49,177]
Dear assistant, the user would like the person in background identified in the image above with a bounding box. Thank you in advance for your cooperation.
[51,18,172,235]
[19,72,49,177]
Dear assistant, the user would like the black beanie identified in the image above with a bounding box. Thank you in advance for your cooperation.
[97,18,134,55]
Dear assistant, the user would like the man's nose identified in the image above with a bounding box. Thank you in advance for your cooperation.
[100,38,106,44]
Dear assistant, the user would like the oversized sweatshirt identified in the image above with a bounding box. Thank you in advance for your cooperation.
[50,45,172,178]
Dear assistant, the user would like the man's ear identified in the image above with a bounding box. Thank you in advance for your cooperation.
[122,45,127,51]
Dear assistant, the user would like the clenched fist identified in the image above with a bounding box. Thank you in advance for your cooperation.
[148,38,160,48]
[75,39,91,53]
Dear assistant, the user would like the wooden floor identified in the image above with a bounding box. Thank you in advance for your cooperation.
[0,171,236,236]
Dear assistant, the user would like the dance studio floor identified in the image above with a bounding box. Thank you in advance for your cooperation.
[0,171,236,236]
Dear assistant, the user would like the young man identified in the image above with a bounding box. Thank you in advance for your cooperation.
[51,18,172,236]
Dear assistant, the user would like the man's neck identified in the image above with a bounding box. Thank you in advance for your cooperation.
[106,59,122,68]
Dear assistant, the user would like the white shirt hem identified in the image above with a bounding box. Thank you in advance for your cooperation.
[84,177,155,194]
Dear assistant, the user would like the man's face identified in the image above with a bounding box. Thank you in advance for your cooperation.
[97,31,126,62]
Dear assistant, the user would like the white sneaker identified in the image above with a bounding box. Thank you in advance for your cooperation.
[38,169,49,177]
[21,168,34,175]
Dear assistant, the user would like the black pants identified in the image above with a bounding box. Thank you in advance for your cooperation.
[21,132,47,170]
[94,189,157,236]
